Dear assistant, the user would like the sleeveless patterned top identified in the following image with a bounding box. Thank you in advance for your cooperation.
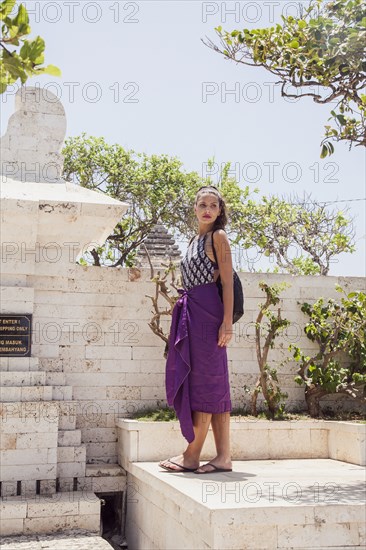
[180,232,218,291]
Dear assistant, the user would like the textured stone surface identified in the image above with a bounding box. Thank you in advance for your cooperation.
[126,458,366,550]
[0,530,112,549]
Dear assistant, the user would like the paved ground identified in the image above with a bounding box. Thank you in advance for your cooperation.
[0,530,114,549]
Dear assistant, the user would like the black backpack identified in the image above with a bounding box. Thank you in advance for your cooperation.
[211,228,244,324]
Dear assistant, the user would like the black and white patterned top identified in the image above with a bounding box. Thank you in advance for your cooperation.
[180,232,218,291]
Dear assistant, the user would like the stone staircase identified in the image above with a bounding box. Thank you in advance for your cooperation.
[0,356,127,536]
[0,356,84,494]
[0,357,101,537]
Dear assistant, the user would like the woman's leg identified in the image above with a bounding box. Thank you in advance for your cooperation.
[194,411,232,473]
[159,411,212,470]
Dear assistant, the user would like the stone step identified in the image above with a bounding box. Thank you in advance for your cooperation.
[52,385,73,400]
[45,372,66,385]
[0,357,40,372]
[57,401,77,431]
[58,429,82,447]
[85,463,125,477]
[57,445,86,464]
[0,385,73,402]
[0,490,101,537]
[126,459,366,550]
[0,371,46,386]
[0,386,53,401]
[78,463,127,493]
[0,532,114,549]
[57,460,86,479]
[0,400,77,431]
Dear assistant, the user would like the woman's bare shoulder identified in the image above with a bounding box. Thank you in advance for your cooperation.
[211,229,228,242]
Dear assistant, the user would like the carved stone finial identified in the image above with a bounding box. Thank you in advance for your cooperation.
[0,86,66,183]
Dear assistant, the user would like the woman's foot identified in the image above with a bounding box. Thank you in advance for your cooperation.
[159,453,200,472]
[194,454,232,473]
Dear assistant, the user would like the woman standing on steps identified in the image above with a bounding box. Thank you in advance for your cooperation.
[159,185,234,475]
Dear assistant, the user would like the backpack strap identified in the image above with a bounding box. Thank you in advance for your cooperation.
[211,228,219,265]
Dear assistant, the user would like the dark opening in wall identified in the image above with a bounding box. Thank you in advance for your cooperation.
[96,491,127,550]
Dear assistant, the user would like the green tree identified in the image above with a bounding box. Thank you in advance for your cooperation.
[0,0,60,93]
[289,286,366,417]
[203,0,366,157]
[205,161,356,275]
[62,133,203,267]
[248,281,291,419]
[232,191,356,275]
[62,140,356,274]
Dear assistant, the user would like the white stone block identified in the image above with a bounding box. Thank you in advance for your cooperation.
[16,432,57,449]
[57,446,75,463]
[21,479,38,497]
[0,371,45,386]
[23,515,68,534]
[100,359,139,373]
[45,372,66,385]
[106,387,141,400]
[81,427,117,443]
[58,415,76,430]
[52,385,73,400]
[132,346,166,360]
[0,448,49,466]
[72,386,107,400]
[27,499,79,518]
[57,462,86,478]
[277,521,360,548]
[47,447,57,464]
[66,513,101,533]
[78,475,126,493]
[85,346,132,360]
[0,518,24,536]
[85,442,117,460]
[74,446,86,462]
[65,372,127,386]
[58,430,82,447]
[0,501,27,520]
[39,479,57,495]
[1,463,57,481]
[0,433,16,450]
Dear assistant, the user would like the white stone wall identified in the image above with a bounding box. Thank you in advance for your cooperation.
[3,266,363,463]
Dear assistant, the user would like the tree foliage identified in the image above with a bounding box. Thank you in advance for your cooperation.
[62,138,356,274]
[62,133,203,267]
[289,285,366,416]
[231,191,356,275]
[247,281,291,419]
[202,0,366,157]
[0,0,60,94]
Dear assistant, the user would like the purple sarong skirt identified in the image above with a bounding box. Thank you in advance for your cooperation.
[165,281,232,443]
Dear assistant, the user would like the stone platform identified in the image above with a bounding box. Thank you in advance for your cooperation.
[0,491,101,537]
[0,530,113,549]
[125,458,366,550]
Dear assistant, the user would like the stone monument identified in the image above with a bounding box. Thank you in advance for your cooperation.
[0,86,129,537]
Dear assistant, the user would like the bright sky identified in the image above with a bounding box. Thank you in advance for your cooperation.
[1,0,365,277]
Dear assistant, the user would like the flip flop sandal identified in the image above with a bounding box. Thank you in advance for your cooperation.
[194,463,232,474]
[159,459,198,472]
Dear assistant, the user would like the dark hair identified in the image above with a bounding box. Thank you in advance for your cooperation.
[195,185,228,230]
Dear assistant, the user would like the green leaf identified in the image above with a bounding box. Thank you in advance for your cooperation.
[0,0,16,19]
[320,144,328,158]
[42,64,62,76]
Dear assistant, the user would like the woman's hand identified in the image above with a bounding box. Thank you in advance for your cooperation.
[218,319,234,347]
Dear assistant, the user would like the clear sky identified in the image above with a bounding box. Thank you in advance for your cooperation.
[2,0,365,277]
